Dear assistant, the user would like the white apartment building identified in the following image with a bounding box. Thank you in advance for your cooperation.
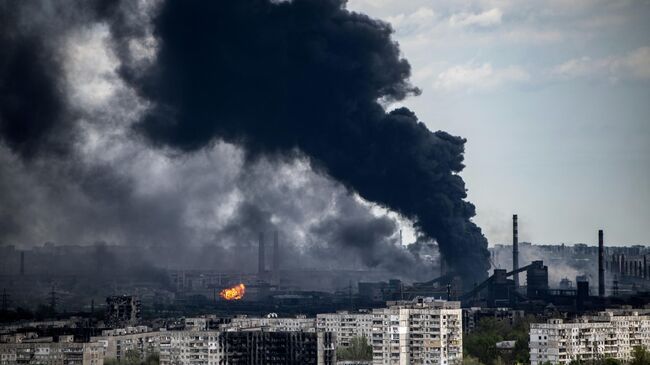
[371,298,463,365]
[317,311,374,348]
[221,314,316,332]
[530,310,650,365]
[0,340,104,365]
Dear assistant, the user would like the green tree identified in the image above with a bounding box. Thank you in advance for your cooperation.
[144,352,159,365]
[103,351,159,365]
[463,315,537,365]
[336,336,372,361]
[631,347,650,365]
[462,355,486,365]
[602,358,622,365]
[123,349,142,365]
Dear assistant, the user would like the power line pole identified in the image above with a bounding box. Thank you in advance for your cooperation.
[1,289,9,312]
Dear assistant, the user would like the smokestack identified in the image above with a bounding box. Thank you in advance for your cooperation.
[272,230,279,274]
[621,254,626,276]
[513,214,519,288]
[644,255,647,279]
[19,251,25,276]
[598,229,604,297]
[258,232,265,275]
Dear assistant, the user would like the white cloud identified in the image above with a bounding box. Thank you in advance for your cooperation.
[434,63,530,92]
[386,7,435,29]
[552,47,650,81]
[449,8,503,28]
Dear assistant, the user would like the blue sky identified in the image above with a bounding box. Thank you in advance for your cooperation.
[349,0,650,245]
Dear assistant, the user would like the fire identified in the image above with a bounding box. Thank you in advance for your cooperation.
[219,283,246,301]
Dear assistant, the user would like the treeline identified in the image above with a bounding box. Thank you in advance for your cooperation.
[462,316,650,365]
[105,350,159,365]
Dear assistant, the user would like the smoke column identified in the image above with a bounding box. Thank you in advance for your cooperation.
[104,0,490,285]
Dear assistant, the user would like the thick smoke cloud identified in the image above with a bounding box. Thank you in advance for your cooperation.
[0,1,70,157]
[109,0,490,285]
[0,0,488,293]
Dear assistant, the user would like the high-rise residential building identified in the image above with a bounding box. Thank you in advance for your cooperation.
[0,339,105,365]
[370,298,463,365]
[530,310,650,365]
[317,311,374,348]
[90,326,336,365]
[222,315,316,332]
[156,330,334,365]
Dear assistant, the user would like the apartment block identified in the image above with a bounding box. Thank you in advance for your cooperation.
[222,315,316,332]
[530,310,650,365]
[317,311,374,348]
[371,298,463,365]
[0,340,104,365]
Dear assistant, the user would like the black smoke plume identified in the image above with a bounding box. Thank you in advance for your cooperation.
[0,1,68,158]
[110,0,490,285]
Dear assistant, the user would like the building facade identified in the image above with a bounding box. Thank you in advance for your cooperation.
[530,310,650,365]
[317,311,374,348]
[222,315,316,332]
[370,298,463,365]
[0,340,104,365]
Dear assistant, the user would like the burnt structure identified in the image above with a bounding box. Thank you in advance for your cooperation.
[219,331,335,365]
[105,295,141,328]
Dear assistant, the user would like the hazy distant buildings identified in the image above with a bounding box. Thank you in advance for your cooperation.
[105,295,141,328]
[529,310,650,365]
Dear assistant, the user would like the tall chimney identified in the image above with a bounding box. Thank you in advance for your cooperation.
[644,255,647,279]
[272,230,279,274]
[20,251,25,276]
[512,214,519,288]
[598,229,604,297]
[621,254,626,276]
[258,232,265,275]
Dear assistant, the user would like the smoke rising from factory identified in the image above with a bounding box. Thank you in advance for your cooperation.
[0,0,489,285]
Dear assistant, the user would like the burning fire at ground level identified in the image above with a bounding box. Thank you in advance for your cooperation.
[220,283,246,300]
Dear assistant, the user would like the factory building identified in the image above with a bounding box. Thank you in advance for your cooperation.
[529,310,650,365]
[370,298,463,365]
[316,311,374,348]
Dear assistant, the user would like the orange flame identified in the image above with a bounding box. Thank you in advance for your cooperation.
[219,283,246,300]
